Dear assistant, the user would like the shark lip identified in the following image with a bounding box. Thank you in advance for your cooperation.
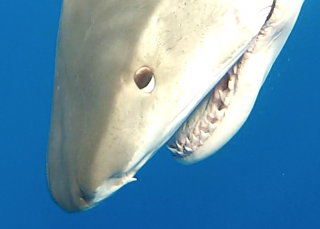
[167,6,276,159]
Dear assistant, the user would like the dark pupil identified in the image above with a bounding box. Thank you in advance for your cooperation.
[134,68,152,89]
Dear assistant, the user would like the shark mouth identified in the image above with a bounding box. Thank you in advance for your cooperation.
[167,65,239,158]
[167,1,277,160]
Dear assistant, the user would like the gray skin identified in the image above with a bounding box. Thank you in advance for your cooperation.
[47,0,273,212]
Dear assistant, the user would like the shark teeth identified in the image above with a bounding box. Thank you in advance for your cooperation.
[199,130,210,142]
[169,65,238,158]
[191,133,198,142]
[228,74,236,90]
[208,122,218,133]
[214,107,226,120]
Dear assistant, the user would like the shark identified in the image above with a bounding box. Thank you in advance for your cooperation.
[47,0,305,212]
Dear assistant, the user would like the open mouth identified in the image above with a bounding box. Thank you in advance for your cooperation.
[167,64,239,158]
[167,1,276,159]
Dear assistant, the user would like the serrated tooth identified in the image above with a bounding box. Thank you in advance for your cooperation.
[223,95,231,106]
[175,140,183,150]
[199,130,210,142]
[228,77,235,91]
[218,90,225,102]
[219,90,231,106]
[167,145,182,155]
[200,120,208,129]
[185,137,191,147]
[233,65,238,74]
[193,126,200,136]
[208,122,218,133]
[214,108,226,120]
[191,133,198,142]
[213,89,221,100]
[184,146,193,153]
[207,112,215,122]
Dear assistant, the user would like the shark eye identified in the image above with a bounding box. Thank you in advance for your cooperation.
[134,66,155,93]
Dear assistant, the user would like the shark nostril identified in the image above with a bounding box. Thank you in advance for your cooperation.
[133,66,155,93]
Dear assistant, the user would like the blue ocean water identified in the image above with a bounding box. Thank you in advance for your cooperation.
[1,1,319,228]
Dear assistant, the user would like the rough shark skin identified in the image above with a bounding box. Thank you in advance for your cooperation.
[46,0,304,212]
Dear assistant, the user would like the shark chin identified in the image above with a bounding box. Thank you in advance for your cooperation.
[47,0,304,212]
[167,0,305,164]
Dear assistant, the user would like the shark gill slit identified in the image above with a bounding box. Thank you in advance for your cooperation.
[167,10,275,159]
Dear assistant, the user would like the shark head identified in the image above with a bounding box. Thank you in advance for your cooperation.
[47,0,303,212]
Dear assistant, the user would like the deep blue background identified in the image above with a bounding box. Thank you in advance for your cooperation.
[1,1,319,228]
